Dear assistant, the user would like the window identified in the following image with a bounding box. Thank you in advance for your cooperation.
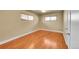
[45,16,56,21]
[28,16,33,20]
[21,14,34,21]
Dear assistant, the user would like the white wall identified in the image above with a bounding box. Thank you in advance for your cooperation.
[63,11,71,48]
[38,12,63,32]
[0,10,38,41]
[0,10,64,44]
[71,10,79,49]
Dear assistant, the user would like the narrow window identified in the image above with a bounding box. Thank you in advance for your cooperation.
[21,14,34,21]
[45,16,56,21]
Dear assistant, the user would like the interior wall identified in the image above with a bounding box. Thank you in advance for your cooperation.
[36,12,64,32]
[0,10,64,42]
[63,10,71,48]
[0,10,38,41]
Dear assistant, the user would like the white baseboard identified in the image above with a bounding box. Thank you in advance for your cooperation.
[0,29,63,45]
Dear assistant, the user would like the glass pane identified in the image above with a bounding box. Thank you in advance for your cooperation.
[28,16,33,20]
[45,16,56,21]
[51,16,56,21]
[21,14,28,20]
[45,17,50,21]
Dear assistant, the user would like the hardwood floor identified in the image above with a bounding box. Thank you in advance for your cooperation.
[0,30,68,49]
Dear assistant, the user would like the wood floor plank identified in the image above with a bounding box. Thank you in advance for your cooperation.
[0,30,68,49]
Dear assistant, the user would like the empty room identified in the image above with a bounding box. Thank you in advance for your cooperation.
[0,10,71,49]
